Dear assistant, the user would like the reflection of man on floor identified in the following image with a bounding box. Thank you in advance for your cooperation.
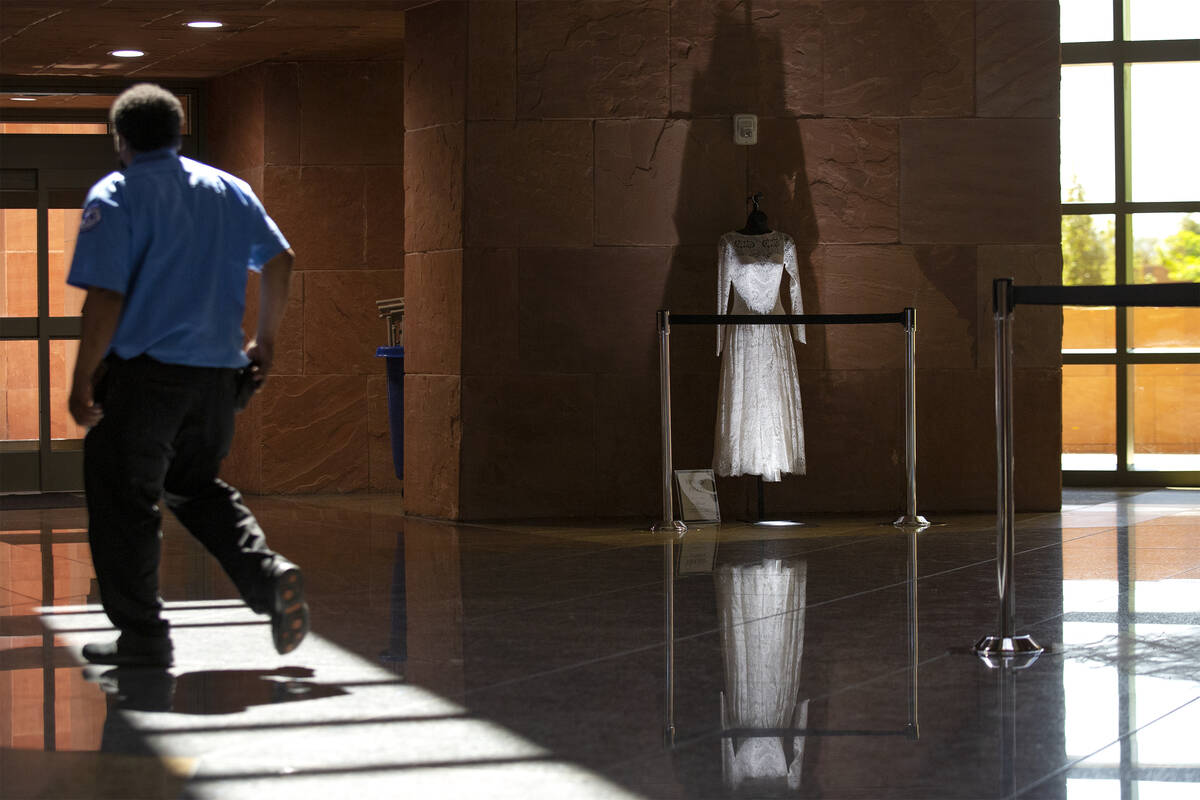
[67,83,308,668]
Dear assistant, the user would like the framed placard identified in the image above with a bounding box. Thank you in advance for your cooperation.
[674,469,721,524]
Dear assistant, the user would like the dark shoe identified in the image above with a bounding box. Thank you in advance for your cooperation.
[270,564,309,655]
[82,636,173,668]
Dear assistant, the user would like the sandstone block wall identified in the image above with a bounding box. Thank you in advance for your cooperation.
[404,0,1063,519]
[207,59,405,495]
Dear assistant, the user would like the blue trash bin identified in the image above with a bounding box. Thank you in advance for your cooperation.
[375,346,404,479]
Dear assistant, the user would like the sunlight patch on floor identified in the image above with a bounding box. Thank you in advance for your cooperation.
[39,601,646,800]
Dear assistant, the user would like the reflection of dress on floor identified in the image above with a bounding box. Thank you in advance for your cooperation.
[713,231,806,482]
[715,559,808,791]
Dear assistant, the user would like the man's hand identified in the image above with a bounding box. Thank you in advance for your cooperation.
[247,248,293,388]
[70,286,124,428]
[69,375,103,427]
[244,337,274,387]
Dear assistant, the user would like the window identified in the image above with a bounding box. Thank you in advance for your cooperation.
[1060,1,1200,482]
[0,91,192,133]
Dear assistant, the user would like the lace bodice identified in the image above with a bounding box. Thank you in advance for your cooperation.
[716,231,805,355]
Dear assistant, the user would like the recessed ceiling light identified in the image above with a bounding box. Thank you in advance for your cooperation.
[11,97,37,102]
[110,49,145,58]
[186,21,223,29]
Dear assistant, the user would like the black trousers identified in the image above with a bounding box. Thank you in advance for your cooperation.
[84,355,279,643]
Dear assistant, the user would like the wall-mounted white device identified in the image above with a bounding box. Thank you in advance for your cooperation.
[733,113,757,145]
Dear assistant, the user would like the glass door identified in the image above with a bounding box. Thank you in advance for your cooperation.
[1059,3,1200,486]
[1,129,115,492]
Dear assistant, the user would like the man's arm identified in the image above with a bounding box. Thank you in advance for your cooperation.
[244,247,295,384]
[69,287,124,427]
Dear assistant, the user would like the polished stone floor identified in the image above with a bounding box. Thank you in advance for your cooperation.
[2,488,1198,798]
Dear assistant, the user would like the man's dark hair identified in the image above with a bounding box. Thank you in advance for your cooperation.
[110,83,183,152]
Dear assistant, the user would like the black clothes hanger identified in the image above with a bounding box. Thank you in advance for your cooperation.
[738,192,772,235]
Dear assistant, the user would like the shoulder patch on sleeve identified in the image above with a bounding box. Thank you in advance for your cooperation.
[79,202,102,232]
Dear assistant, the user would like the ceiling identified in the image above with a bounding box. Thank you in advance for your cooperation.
[0,1,422,83]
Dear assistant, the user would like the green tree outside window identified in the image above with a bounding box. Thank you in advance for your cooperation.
[1159,215,1200,283]
[1062,181,1115,286]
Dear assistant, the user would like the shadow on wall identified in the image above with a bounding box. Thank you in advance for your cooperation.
[664,3,819,521]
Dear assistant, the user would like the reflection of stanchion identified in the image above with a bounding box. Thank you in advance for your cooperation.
[999,659,1018,798]
[975,279,1042,666]
[894,307,930,531]
[664,536,677,748]
[653,310,687,534]
[905,527,920,739]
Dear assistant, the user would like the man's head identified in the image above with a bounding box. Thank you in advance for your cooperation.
[110,83,183,156]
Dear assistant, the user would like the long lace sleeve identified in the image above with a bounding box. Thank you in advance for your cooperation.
[717,236,733,356]
[783,236,805,344]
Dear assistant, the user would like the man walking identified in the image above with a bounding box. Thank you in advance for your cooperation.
[67,83,307,667]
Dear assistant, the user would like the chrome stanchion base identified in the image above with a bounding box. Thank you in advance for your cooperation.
[893,514,931,530]
[973,635,1043,669]
[664,725,676,749]
[651,520,688,534]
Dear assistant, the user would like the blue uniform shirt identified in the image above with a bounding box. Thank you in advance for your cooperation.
[67,148,290,368]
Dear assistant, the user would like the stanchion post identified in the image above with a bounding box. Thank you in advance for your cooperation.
[975,279,1041,666]
[652,310,687,534]
[895,307,929,530]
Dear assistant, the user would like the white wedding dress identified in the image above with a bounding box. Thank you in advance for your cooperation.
[713,231,807,482]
